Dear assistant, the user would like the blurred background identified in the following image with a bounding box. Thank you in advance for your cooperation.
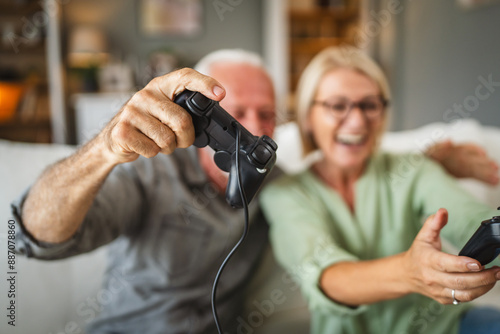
[0,0,500,145]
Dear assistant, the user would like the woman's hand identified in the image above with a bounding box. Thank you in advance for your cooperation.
[403,208,500,304]
[426,140,499,186]
[98,68,226,166]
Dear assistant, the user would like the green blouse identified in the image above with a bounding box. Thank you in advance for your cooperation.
[260,152,497,334]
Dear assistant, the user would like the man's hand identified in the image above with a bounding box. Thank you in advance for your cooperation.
[426,140,499,185]
[22,68,225,244]
[403,208,500,304]
[99,68,226,165]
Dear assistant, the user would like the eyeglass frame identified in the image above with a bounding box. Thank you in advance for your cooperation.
[311,95,389,120]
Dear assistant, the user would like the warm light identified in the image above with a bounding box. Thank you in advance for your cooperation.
[0,82,25,123]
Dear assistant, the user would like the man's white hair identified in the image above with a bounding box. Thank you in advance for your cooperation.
[194,49,265,76]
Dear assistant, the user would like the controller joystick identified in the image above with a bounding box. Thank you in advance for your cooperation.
[174,90,278,208]
[459,207,500,265]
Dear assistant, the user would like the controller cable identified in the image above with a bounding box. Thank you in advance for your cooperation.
[211,123,249,334]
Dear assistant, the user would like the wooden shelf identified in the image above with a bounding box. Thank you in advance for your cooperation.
[0,0,42,16]
[289,7,358,21]
[0,119,51,143]
[0,43,46,55]
[291,37,343,53]
[0,0,54,143]
[286,2,360,121]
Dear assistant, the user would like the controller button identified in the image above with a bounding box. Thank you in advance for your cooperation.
[251,145,272,165]
[193,116,209,131]
[493,223,500,236]
[192,93,212,113]
[193,132,210,148]
[262,135,278,150]
[214,151,231,172]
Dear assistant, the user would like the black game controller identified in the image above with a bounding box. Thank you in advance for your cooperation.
[174,89,278,208]
[459,208,500,266]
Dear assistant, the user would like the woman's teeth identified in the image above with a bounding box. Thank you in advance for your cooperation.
[336,134,366,145]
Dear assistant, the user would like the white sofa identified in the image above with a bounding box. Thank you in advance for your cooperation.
[1,119,500,334]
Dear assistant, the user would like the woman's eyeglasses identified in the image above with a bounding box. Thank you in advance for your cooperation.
[312,96,388,120]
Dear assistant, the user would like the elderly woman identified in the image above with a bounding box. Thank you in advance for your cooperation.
[260,46,500,334]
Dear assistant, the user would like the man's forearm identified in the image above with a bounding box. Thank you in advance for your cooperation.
[22,138,117,244]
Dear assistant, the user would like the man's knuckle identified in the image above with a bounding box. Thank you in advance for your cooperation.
[177,113,193,131]
[139,142,159,158]
[132,89,154,105]
[174,67,194,82]
[158,130,175,149]
[112,123,130,142]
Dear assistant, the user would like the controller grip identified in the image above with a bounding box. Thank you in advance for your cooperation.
[459,221,500,266]
[226,151,274,208]
[459,241,500,266]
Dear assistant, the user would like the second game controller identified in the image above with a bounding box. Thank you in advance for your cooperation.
[174,90,278,208]
[459,208,500,266]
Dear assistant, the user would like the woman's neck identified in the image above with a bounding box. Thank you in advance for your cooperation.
[312,159,366,213]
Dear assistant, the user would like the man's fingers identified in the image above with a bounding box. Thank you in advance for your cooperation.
[111,122,161,158]
[131,68,222,149]
[127,111,178,153]
[144,100,195,149]
[151,68,226,102]
[427,140,453,161]
[126,81,197,151]
[103,68,225,162]
[470,157,500,185]
[461,143,487,157]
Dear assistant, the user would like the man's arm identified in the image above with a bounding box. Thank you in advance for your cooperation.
[426,140,499,185]
[21,68,226,244]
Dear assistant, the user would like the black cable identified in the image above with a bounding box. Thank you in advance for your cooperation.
[211,123,249,334]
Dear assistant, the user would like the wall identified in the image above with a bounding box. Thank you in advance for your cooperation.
[374,0,500,131]
[62,0,263,87]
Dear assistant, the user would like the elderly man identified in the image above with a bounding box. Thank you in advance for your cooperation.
[11,49,498,334]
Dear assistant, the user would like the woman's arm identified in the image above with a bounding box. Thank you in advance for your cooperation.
[320,209,500,306]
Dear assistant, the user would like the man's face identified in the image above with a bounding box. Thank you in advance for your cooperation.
[210,63,276,138]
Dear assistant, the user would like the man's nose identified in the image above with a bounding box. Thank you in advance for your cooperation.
[239,110,265,136]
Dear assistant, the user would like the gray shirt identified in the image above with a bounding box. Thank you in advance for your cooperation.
[11,147,278,334]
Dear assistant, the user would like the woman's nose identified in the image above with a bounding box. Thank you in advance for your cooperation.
[343,106,367,125]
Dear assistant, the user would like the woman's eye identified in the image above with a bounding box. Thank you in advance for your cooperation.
[331,104,346,112]
[361,102,377,110]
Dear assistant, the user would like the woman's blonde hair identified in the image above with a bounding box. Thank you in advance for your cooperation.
[296,46,392,156]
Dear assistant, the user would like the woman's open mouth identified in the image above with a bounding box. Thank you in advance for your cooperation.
[336,133,367,146]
